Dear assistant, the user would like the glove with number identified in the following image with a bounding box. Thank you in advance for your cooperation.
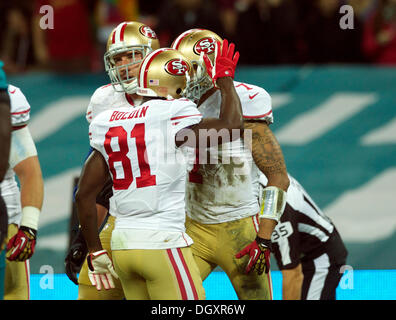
[6,226,37,261]
[87,249,119,291]
[65,229,88,285]
[235,236,272,275]
[202,38,239,86]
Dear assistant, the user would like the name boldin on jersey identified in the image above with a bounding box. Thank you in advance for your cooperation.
[109,105,149,122]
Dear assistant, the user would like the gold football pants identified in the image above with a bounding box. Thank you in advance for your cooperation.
[4,224,30,300]
[112,246,205,300]
[185,214,273,300]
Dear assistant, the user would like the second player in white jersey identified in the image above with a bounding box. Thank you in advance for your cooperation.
[173,28,289,300]
[187,81,273,223]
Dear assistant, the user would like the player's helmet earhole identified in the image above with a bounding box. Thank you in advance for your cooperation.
[176,88,182,95]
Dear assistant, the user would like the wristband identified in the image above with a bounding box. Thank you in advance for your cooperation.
[20,206,40,231]
[255,236,273,252]
[259,186,287,222]
[87,249,108,271]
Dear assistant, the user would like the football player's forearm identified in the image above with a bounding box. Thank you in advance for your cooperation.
[75,186,103,252]
[247,121,289,191]
[96,204,108,228]
[217,77,243,132]
[15,156,44,210]
[76,196,102,253]
[257,218,277,239]
[75,150,108,252]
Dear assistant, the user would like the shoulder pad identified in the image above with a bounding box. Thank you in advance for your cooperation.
[8,84,31,127]
[86,84,118,123]
[234,81,273,123]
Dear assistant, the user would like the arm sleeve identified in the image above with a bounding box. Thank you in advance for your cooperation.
[88,121,102,152]
[86,103,93,124]
[9,126,37,168]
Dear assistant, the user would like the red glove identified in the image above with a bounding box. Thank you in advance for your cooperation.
[7,226,37,261]
[235,236,272,275]
[203,39,239,86]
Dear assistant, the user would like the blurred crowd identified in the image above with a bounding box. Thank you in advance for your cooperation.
[0,0,395,74]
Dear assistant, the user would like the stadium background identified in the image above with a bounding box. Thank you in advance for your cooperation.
[1,0,396,299]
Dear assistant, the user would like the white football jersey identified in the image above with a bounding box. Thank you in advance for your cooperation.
[86,83,142,124]
[186,81,273,224]
[0,84,31,224]
[89,98,202,249]
[86,84,144,217]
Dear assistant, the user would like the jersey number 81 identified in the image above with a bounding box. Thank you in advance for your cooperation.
[104,123,156,190]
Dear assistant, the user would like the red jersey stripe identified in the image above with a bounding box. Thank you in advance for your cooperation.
[12,125,27,131]
[243,110,272,119]
[12,108,30,115]
[170,114,201,121]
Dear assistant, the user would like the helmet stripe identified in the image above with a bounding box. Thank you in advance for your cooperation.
[172,31,190,49]
[139,48,172,89]
[172,29,205,49]
[119,22,128,42]
[112,22,128,44]
[111,30,116,44]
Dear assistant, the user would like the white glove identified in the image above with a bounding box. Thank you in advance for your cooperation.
[87,250,119,290]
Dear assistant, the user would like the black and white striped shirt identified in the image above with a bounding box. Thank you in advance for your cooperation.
[258,174,347,270]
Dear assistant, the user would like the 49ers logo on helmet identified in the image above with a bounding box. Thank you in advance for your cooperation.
[165,59,190,76]
[140,26,157,39]
[194,37,217,55]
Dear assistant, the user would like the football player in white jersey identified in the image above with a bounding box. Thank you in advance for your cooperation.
[172,29,290,300]
[64,21,160,300]
[0,84,44,300]
[75,42,243,299]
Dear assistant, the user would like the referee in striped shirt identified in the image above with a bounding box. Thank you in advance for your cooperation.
[258,173,348,300]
